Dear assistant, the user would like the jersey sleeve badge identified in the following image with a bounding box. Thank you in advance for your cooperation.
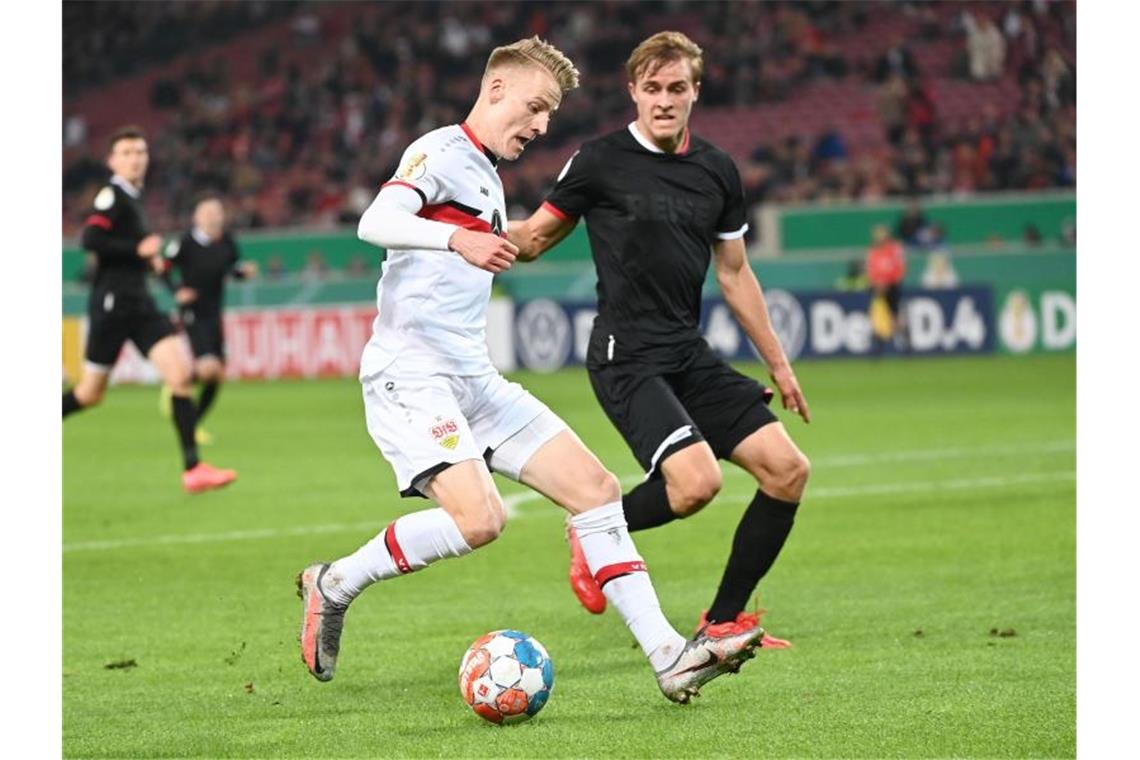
[94,186,115,211]
[398,152,429,181]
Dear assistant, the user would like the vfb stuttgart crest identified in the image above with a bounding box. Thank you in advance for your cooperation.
[431,418,460,450]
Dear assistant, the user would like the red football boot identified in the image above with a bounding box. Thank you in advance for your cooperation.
[697,609,792,649]
[182,462,238,494]
[566,521,607,614]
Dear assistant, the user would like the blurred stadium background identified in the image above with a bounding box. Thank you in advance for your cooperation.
[62,0,1075,383]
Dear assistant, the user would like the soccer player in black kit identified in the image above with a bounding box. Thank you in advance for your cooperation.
[62,126,237,494]
[160,194,258,443]
[510,32,811,647]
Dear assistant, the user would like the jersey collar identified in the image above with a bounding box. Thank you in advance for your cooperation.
[627,122,691,156]
[110,175,142,198]
[460,122,500,167]
[191,227,213,247]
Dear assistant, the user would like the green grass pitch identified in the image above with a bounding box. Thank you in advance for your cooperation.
[63,354,1075,758]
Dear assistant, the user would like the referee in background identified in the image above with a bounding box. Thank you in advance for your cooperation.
[160,193,258,443]
[62,126,237,494]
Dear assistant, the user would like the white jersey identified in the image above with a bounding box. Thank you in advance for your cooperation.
[360,123,506,379]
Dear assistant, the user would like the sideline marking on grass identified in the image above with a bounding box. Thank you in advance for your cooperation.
[64,468,1073,554]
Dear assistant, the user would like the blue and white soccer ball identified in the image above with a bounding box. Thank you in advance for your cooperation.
[458,629,554,724]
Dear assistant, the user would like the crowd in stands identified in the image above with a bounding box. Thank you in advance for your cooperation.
[62,0,1076,246]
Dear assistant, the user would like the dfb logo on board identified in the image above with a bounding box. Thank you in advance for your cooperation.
[516,299,572,372]
[758,289,807,361]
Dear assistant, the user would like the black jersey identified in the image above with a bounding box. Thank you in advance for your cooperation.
[544,125,749,372]
[80,178,152,298]
[164,230,246,317]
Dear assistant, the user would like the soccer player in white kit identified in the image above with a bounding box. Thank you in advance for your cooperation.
[296,37,764,704]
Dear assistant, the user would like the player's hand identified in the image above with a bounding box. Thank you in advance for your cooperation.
[448,228,518,274]
[238,261,259,278]
[175,287,198,305]
[770,365,811,423]
[136,234,163,259]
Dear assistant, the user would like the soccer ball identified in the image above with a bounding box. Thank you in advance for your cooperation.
[458,629,554,724]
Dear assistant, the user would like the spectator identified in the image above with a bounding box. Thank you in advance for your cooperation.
[873,36,918,83]
[895,200,930,246]
[1023,223,1043,247]
[812,126,849,164]
[345,254,371,278]
[302,251,330,281]
[835,259,868,292]
[964,12,1006,81]
[265,255,286,280]
[62,1,1077,239]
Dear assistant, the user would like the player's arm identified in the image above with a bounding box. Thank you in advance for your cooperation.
[81,203,161,262]
[357,184,518,274]
[158,236,197,304]
[228,236,258,279]
[713,237,811,423]
[508,205,576,262]
[510,147,594,261]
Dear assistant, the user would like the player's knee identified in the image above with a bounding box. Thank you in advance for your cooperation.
[579,468,622,510]
[671,468,721,517]
[455,498,507,549]
[74,385,104,408]
[771,451,811,501]
[197,361,223,383]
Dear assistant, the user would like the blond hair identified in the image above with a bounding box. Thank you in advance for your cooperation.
[626,31,704,84]
[485,36,580,92]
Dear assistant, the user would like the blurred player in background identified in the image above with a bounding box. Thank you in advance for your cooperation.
[62,126,237,494]
[297,37,765,704]
[510,32,811,646]
[160,194,258,443]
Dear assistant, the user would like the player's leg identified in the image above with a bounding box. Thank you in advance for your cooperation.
[300,459,492,682]
[298,370,492,682]
[187,316,224,442]
[147,335,198,469]
[587,367,721,530]
[194,355,224,421]
[143,322,237,491]
[703,423,809,639]
[629,441,722,526]
[64,364,111,416]
[679,350,810,641]
[191,351,224,445]
[64,306,127,416]
[496,416,763,702]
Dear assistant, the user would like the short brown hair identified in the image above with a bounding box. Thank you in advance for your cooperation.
[108,125,147,153]
[485,36,580,93]
[192,191,224,210]
[626,31,704,84]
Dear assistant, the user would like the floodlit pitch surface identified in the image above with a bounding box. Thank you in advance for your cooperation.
[63,354,1075,758]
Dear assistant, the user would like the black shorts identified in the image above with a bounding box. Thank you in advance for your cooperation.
[883,283,902,316]
[588,343,778,478]
[180,309,225,359]
[85,291,177,368]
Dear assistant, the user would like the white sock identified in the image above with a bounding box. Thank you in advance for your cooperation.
[322,508,472,606]
[570,501,686,670]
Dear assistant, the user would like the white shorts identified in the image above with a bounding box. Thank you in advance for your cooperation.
[362,360,568,497]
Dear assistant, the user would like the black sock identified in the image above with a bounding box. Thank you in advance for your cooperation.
[622,478,675,532]
[171,395,201,470]
[706,490,799,624]
[198,381,220,421]
[62,391,83,418]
